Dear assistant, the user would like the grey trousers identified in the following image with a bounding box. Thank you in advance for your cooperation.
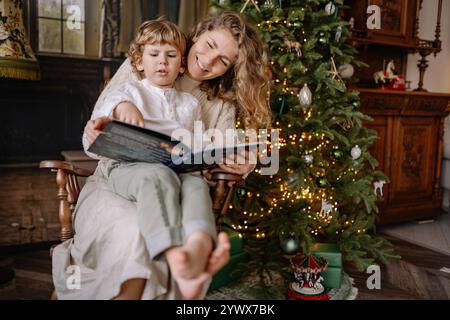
[105,160,217,259]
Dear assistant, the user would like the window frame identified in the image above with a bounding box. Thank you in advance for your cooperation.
[35,0,86,55]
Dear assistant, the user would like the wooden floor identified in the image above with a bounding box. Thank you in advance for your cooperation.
[1,235,450,300]
[0,250,53,300]
[345,235,450,299]
[381,213,450,256]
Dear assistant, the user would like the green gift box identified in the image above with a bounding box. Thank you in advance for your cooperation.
[221,225,243,256]
[320,266,342,289]
[209,251,248,292]
[311,243,342,289]
[208,225,247,292]
[311,243,342,267]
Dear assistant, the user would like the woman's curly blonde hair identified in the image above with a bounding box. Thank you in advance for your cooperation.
[188,11,272,130]
[128,16,186,76]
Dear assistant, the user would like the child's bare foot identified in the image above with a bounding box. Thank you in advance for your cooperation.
[206,232,231,275]
[166,231,212,280]
[165,231,231,299]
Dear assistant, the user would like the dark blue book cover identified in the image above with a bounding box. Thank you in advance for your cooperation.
[88,120,261,173]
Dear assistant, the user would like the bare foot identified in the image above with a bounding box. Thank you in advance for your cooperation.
[166,231,212,280]
[206,232,231,274]
[165,231,231,299]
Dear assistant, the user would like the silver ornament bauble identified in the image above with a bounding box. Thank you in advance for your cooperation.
[351,145,362,160]
[281,237,300,255]
[298,83,312,109]
[325,2,336,15]
[338,64,354,79]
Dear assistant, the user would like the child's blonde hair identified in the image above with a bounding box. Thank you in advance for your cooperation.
[128,17,186,76]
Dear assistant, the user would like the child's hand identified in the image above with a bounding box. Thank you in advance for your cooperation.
[84,116,111,145]
[112,102,145,127]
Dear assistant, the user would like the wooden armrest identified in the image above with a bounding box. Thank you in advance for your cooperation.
[39,160,94,243]
[211,172,244,182]
[39,160,94,177]
[210,171,245,232]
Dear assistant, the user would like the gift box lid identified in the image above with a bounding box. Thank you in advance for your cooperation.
[311,243,342,267]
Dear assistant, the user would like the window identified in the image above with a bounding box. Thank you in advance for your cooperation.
[30,0,183,58]
[37,0,85,55]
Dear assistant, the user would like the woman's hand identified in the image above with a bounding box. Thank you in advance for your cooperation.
[203,149,256,178]
[215,163,255,176]
[113,102,145,127]
[202,163,254,188]
[218,149,255,175]
[84,116,111,146]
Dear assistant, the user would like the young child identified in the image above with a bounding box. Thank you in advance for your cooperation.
[92,17,227,299]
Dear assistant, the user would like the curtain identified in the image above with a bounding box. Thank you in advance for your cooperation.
[99,0,206,57]
[0,0,39,80]
[178,0,211,34]
[99,0,121,58]
[162,0,181,23]
[117,0,143,55]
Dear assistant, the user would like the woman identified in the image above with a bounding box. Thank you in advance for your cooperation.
[52,11,271,300]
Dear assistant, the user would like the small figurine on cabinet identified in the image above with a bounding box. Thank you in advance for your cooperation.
[373,60,406,91]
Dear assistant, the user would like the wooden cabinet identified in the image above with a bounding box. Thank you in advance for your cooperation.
[342,0,420,88]
[360,89,450,224]
[366,115,391,206]
[344,0,418,48]
[343,1,449,224]
[390,117,437,205]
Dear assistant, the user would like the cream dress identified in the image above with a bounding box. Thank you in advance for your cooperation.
[52,59,236,300]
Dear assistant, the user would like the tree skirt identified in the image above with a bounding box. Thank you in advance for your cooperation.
[206,272,358,300]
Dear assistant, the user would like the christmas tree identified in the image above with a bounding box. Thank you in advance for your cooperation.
[214,0,399,283]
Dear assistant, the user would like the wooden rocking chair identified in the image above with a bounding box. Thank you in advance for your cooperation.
[40,160,243,242]
[39,159,243,299]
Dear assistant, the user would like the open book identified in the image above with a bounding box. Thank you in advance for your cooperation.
[88,120,261,173]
